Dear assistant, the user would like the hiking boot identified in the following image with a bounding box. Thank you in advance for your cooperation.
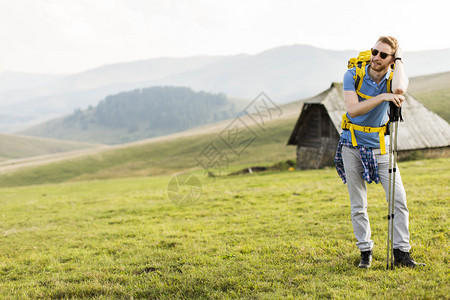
[393,249,426,268]
[358,250,372,268]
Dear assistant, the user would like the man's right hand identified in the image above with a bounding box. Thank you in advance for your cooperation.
[384,93,405,107]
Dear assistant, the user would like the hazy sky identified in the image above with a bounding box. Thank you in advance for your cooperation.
[1,0,449,74]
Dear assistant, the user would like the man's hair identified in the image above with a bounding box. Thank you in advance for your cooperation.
[377,36,399,53]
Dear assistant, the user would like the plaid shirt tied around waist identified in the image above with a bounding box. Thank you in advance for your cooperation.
[334,137,380,184]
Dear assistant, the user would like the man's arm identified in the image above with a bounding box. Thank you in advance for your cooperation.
[344,91,405,118]
[391,46,408,95]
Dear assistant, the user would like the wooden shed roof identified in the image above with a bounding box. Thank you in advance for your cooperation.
[288,82,450,150]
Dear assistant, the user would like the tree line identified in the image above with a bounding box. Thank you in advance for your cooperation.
[64,86,236,133]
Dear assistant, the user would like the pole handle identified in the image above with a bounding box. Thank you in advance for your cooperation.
[389,102,403,122]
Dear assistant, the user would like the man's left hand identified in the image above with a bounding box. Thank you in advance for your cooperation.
[395,46,403,59]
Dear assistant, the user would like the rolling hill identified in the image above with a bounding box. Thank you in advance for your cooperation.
[0,95,303,186]
[0,133,100,162]
[408,71,450,122]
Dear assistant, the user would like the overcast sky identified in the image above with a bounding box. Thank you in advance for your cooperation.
[1,0,449,74]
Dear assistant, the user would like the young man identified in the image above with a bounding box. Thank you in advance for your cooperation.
[335,36,425,268]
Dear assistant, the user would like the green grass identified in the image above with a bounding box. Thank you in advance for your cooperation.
[408,71,450,123]
[412,88,450,123]
[1,158,448,299]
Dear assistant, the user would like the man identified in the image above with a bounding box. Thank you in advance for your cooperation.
[335,36,425,268]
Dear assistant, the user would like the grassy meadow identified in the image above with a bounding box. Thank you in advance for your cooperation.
[1,74,448,298]
[1,157,448,299]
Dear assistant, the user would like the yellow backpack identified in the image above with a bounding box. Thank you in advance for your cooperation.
[348,50,394,99]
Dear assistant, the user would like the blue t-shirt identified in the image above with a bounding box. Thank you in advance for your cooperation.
[342,65,391,148]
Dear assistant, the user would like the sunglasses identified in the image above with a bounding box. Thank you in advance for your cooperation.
[371,48,393,59]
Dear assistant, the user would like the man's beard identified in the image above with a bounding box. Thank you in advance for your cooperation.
[370,60,390,72]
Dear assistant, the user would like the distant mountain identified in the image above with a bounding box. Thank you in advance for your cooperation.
[2,45,450,132]
[20,86,238,144]
[0,71,65,95]
[0,56,228,113]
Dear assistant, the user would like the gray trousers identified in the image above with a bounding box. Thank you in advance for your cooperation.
[342,146,411,252]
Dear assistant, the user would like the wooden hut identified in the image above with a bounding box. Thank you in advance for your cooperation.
[287,82,450,169]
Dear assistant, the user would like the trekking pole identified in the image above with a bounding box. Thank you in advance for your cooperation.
[386,120,394,270]
[390,120,398,270]
[386,102,402,270]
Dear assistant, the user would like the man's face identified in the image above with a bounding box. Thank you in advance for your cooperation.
[370,41,395,72]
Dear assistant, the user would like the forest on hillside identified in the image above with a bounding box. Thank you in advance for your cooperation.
[63,86,236,135]
[20,86,238,144]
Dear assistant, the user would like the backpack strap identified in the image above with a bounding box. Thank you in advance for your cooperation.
[355,66,394,99]
[386,71,394,93]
